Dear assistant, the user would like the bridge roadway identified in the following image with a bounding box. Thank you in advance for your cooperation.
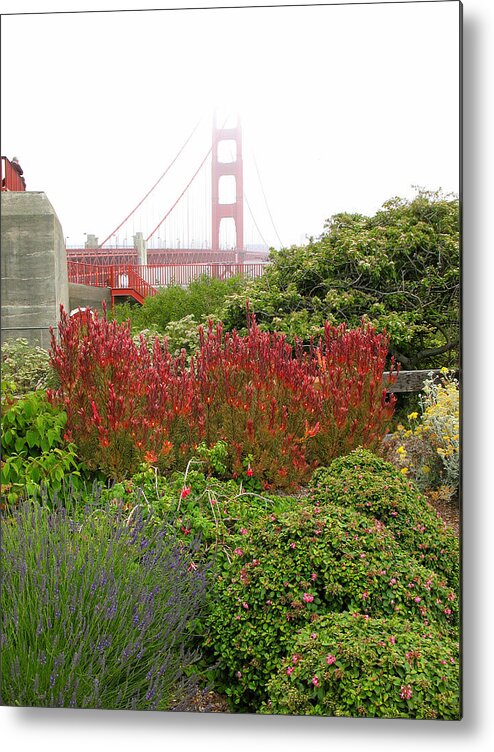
[66,247,268,266]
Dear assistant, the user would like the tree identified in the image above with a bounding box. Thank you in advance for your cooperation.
[222,189,460,371]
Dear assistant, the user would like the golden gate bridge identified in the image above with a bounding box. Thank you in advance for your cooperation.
[64,114,281,305]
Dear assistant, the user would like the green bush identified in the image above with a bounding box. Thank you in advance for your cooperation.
[1,389,82,505]
[112,274,248,334]
[1,338,56,396]
[91,460,293,561]
[221,190,460,372]
[261,612,460,719]
[310,448,459,591]
[204,496,458,711]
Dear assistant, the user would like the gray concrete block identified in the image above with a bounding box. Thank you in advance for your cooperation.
[1,192,69,347]
[69,283,111,313]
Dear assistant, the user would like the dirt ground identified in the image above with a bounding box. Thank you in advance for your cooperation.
[425,491,460,537]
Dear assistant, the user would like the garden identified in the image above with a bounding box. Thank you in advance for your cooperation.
[1,190,460,718]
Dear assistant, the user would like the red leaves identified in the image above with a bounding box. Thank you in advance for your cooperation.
[50,307,396,483]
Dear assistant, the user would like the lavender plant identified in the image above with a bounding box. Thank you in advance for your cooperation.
[1,496,207,710]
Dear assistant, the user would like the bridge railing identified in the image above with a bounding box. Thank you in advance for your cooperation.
[67,261,268,292]
[110,265,157,300]
[1,156,26,192]
[67,260,112,287]
[139,262,267,287]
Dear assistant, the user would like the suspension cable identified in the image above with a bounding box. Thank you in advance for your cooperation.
[98,118,203,249]
[145,146,212,242]
[244,191,270,248]
[252,151,284,248]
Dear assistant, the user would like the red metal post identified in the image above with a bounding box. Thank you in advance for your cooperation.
[211,115,244,262]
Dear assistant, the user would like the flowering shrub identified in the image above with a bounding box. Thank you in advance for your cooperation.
[1,338,55,396]
[49,307,398,485]
[204,495,458,711]
[261,612,460,719]
[385,369,459,499]
[1,497,207,710]
[311,449,459,591]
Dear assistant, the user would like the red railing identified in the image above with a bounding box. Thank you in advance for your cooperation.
[1,156,26,192]
[110,265,158,303]
[67,261,268,302]
[139,262,267,287]
[67,261,157,305]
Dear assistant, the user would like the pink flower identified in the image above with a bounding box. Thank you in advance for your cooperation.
[414,596,421,603]
[311,676,319,687]
[444,607,452,615]
[400,684,413,700]
[388,635,396,645]
[389,578,397,586]
[286,667,294,676]
[289,542,296,549]
[236,671,242,679]
[326,654,336,665]
[292,654,301,664]
[310,633,318,640]
[362,590,369,600]
[240,527,248,535]
[246,465,254,477]
[233,548,244,556]
[242,602,249,610]
[180,486,191,499]
[303,593,314,603]
[311,573,317,581]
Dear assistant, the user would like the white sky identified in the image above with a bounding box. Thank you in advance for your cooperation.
[1,1,460,250]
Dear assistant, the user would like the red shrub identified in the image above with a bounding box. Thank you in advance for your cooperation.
[49,308,201,478]
[49,308,398,484]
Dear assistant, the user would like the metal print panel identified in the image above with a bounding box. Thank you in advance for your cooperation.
[1,0,461,722]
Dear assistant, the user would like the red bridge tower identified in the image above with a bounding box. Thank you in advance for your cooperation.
[211,115,244,261]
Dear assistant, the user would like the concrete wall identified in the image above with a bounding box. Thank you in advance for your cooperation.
[69,283,111,313]
[1,192,69,348]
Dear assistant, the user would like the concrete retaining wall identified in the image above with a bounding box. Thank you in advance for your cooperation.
[1,192,69,348]
[69,283,111,313]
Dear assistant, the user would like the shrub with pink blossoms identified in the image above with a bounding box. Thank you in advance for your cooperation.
[262,612,459,719]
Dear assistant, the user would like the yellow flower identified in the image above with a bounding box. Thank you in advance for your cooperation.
[440,367,450,374]
[396,446,406,455]
[407,412,419,420]
[400,467,409,475]
[422,465,430,475]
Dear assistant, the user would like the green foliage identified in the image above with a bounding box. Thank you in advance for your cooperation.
[1,338,56,395]
[91,460,292,561]
[112,274,248,334]
[262,613,460,719]
[310,448,459,591]
[1,389,82,505]
[204,490,458,711]
[222,190,460,371]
